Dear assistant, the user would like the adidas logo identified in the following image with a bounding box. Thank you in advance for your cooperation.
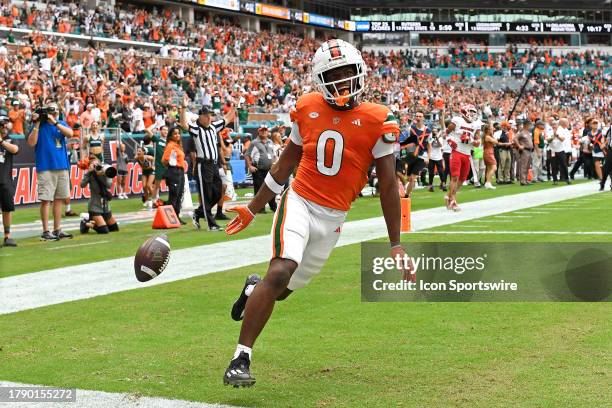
[352,119,361,126]
[334,226,341,233]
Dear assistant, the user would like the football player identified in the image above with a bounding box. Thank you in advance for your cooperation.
[222,39,412,387]
[444,104,482,211]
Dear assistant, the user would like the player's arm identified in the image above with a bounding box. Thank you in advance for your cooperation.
[248,141,301,213]
[226,140,302,235]
[143,126,154,143]
[445,121,458,149]
[445,121,455,136]
[376,153,401,247]
[179,96,189,131]
[376,153,415,282]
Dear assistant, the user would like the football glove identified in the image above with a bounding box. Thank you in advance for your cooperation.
[448,138,458,150]
[225,206,255,235]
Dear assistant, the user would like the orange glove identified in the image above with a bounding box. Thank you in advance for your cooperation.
[225,206,255,235]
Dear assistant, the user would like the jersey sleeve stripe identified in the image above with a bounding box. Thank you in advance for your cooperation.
[273,190,290,258]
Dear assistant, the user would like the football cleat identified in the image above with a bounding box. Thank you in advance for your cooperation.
[223,352,256,388]
[231,274,261,321]
[444,195,451,210]
[191,213,201,230]
[450,199,461,212]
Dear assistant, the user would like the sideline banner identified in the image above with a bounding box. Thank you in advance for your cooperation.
[9,138,167,206]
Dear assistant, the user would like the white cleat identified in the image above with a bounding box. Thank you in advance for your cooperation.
[444,195,451,210]
[450,199,461,212]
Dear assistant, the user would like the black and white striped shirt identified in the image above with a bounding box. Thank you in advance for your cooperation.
[188,119,225,162]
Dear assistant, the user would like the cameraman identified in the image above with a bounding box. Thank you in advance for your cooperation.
[79,156,119,234]
[27,102,74,241]
[0,112,19,247]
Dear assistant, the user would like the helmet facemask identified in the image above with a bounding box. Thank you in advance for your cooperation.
[317,64,366,110]
[461,105,479,123]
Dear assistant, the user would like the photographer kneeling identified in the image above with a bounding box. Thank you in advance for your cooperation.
[79,156,119,234]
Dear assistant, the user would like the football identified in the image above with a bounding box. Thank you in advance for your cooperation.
[134,234,171,282]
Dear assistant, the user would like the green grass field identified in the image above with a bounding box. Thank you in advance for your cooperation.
[0,183,610,407]
[0,180,588,278]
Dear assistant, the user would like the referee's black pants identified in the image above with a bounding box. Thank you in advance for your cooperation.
[601,155,612,188]
[253,169,277,212]
[166,167,184,218]
[195,159,222,228]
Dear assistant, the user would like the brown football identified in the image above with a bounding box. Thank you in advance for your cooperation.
[134,234,171,282]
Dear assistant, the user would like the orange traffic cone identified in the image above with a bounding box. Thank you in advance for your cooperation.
[401,197,411,233]
[152,205,181,229]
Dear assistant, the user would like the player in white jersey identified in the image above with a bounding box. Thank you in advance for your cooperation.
[444,104,481,211]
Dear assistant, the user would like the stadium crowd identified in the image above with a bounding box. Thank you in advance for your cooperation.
[0,1,610,245]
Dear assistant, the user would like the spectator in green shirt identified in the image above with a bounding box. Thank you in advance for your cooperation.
[144,125,169,206]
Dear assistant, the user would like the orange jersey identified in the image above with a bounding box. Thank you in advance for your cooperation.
[290,92,399,211]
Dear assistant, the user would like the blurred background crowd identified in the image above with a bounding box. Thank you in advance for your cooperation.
[0,0,610,245]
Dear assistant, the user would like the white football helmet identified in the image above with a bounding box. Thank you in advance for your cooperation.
[312,39,367,108]
[460,104,479,123]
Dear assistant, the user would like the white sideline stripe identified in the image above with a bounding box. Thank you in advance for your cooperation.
[0,381,241,408]
[467,220,513,223]
[493,215,532,218]
[0,182,601,315]
[517,211,549,214]
[546,207,606,210]
[444,225,489,228]
[413,231,612,235]
[46,241,110,251]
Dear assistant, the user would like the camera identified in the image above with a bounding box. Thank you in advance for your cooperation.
[35,106,56,122]
[95,164,117,179]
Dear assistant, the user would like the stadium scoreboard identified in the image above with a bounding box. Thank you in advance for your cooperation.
[357,21,612,33]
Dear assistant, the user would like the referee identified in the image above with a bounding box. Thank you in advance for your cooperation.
[180,99,234,231]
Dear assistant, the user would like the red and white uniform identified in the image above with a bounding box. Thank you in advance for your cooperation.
[449,116,481,155]
[449,116,481,181]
